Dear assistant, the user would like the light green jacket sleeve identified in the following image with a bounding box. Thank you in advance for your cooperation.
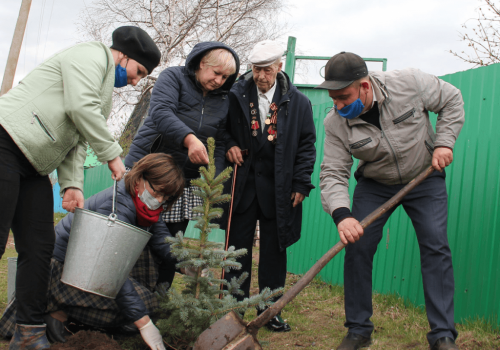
[57,137,88,194]
[59,44,122,163]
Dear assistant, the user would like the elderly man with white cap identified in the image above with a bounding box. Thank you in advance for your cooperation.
[224,40,316,331]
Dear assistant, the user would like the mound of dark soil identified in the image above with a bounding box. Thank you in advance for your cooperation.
[51,330,124,350]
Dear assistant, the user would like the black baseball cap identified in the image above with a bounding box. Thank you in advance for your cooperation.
[315,52,368,90]
[110,26,161,74]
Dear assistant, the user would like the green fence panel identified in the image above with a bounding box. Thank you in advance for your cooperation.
[184,221,225,243]
[83,165,114,199]
[288,63,500,327]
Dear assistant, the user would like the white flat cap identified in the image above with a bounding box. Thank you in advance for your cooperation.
[248,40,284,67]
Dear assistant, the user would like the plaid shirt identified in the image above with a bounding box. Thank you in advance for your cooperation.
[162,186,203,223]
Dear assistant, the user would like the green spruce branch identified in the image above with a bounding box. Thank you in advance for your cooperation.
[156,137,282,349]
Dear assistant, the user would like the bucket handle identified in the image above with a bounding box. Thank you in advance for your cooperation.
[107,180,118,227]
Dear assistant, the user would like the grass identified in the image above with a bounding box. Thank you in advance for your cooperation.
[0,235,17,314]
[0,216,499,349]
[240,279,500,349]
[247,261,500,350]
[0,234,19,348]
[120,246,499,350]
[54,212,67,226]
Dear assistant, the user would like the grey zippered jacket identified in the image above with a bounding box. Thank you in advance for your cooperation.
[320,68,465,215]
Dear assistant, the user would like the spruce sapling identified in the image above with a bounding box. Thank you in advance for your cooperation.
[155,137,282,349]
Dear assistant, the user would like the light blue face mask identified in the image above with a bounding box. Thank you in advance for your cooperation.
[138,182,164,210]
[114,60,128,88]
[335,87,365,120]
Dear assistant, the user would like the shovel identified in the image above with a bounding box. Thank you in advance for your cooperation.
[194,165,435,350]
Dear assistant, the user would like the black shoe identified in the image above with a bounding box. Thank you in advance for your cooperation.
[256,307,291,333]
[264,314,291,332]
[431,337,459,350]
[336,332,371,350]
[43,314,70,343]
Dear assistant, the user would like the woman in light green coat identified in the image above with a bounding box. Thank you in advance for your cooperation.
[0,26,160,349]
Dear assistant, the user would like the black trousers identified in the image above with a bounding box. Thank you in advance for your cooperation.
[225,196,287,301]
[345,173,457,346]
[157,220,190,285]
[0,126,55,325]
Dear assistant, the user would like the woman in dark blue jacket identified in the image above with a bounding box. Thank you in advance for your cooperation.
[0,154,184,350]
[124,42,240,250]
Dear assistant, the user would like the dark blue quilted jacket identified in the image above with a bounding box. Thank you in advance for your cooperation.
[53,180,175,323]
[125,42,240,181]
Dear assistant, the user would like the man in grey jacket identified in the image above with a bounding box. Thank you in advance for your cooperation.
[316,52,464,350]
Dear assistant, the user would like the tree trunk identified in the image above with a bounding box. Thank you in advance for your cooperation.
[118,89,152,156]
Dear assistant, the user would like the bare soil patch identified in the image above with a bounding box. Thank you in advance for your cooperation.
[51,330,123,350]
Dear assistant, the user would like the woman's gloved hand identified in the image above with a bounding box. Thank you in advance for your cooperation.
[139,320,166,350]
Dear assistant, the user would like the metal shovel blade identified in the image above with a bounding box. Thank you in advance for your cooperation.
[193,311,262,350]
[193,166,435,350]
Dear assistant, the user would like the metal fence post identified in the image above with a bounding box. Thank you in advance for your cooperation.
[284,36,297,83]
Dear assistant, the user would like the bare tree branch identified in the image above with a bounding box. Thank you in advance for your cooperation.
[451,0,500,66]
[77,0,289,141]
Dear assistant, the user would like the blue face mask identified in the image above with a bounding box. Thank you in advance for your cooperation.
[114,61,128,88]
[335,87,366,120]
[336,98,365,120]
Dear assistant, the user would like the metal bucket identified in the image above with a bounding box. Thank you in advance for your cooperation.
[61,181,152,299]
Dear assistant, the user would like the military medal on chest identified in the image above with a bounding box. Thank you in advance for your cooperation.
[267,102,278,143]
[250,105,259,137]
[265,113,271,125]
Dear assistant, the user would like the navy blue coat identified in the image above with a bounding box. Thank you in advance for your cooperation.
[125,42,240,181]
[225,71,316,250]
[53,180,175,323]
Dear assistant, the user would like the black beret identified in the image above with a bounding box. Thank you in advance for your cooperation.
[110,26,161,74]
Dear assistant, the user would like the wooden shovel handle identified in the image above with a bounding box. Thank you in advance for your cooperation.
[248,165,435,331]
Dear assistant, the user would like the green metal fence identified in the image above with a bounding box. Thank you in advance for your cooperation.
[283,37,500,327]
[82,166,114,198]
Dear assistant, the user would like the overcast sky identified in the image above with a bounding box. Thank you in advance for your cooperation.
[0,0,481,87]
